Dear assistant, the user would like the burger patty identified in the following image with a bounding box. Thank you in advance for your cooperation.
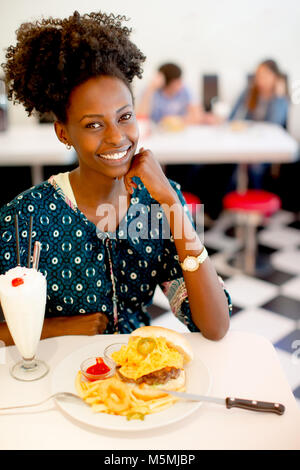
[117,366,181,385]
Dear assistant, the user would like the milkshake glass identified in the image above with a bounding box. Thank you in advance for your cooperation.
[0,266,49,381]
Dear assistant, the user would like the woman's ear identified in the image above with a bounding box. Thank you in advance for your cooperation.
[54,121,70,146]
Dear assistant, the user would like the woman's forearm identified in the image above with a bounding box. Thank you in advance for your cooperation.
[0,318,65,346]
[0,313,108,347]
[0,322,14,346]
[162,192,230,340]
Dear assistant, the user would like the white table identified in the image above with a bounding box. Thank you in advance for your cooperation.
[141,122,298,165]
[0,123,77,185]
[1,331,300,450]
[140,121,299,192]
[0,122,298,188]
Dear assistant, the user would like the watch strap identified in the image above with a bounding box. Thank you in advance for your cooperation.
[197,246,208,264]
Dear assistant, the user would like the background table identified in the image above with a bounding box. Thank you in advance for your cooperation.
[0,123,77,185]
[141,121,299,193]
[0,121,297,189]
[1,331,300,450]
[141,122,298,165]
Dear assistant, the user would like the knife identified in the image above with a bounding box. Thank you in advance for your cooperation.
[160,390,285,415]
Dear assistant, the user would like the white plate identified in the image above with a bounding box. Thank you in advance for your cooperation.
[51,337,212,432]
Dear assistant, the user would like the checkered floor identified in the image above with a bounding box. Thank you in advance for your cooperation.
[149,209,300,409]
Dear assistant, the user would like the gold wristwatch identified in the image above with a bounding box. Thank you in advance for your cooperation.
[180,247,208,272]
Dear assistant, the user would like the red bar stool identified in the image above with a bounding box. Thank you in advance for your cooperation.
[223,190,281,275]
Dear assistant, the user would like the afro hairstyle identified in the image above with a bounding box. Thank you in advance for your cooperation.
[2,10,146,122]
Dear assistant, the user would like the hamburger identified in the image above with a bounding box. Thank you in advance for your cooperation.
[110,326,193,402]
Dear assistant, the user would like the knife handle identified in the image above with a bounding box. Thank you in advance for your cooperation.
[225,397,285,415]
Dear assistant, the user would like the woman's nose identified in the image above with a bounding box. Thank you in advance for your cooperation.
[104,123,125,146]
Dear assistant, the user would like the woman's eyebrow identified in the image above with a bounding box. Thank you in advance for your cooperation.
[79,104,131,122]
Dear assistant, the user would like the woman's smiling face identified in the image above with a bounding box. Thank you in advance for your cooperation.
[56,75,139,180]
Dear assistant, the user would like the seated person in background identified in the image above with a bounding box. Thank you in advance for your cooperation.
[229,59,288,125]
[136,62,219,126]
[228,58,289,189]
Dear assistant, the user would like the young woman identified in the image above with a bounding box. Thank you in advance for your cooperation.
[228,59,289,189]
[229,59,289,126]
[0,11,231,344]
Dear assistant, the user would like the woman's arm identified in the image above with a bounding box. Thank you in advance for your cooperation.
[161,192,230,340]
[124,149,230,340]
[267,97,289,127]
[0,312,108,346]
[0,322,14,346]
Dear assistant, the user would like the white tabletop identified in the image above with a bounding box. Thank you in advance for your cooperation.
[0,123,77,166]
[0,121,297,168]
[140,122,299,164]
[1,331,299,450]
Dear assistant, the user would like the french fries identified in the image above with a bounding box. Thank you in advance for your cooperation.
[75,371,177,418]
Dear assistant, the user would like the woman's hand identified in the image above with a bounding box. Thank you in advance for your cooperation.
[123,148,178,205]
[41,312,109,339]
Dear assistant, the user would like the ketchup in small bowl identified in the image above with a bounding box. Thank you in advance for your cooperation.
[80,356,115,382]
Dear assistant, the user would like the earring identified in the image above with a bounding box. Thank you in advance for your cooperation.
[65,143,72,150]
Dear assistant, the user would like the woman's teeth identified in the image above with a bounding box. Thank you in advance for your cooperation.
[99,150,128,160]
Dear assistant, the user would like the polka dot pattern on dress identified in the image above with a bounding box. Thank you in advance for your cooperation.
[0,176,232,333]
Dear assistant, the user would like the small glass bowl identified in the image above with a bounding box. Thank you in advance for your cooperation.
[103,342,127,364]
[80,356,116,382]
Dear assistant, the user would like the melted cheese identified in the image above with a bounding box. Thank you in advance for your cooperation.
[111,336,183,380]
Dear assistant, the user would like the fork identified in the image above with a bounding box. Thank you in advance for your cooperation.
[0,392,82,411]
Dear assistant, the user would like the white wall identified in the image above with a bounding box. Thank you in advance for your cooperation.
[1,0,299,138]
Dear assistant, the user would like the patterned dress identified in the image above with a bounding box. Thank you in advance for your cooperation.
[0,176,232,333]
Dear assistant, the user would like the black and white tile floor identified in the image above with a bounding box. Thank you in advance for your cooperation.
[149,209,300,409]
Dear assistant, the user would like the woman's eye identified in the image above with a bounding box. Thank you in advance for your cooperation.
[120,112,132,121]
[86,122,102,129]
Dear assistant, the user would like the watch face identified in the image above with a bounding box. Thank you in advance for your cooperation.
[183,256,198,271]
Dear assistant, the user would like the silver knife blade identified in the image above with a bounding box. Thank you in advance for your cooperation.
[160,390,225,405]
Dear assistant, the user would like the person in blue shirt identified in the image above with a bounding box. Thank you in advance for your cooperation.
[229,59,289,126]
[137,63,192,124]
[149,63,193,124]
[228,59,289,189]
[0,11,231,345]
[137,62,219,125]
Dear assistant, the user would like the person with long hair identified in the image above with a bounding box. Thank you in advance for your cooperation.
[228,59,289,189]
[0,11,231,345]
[230,59,288,125]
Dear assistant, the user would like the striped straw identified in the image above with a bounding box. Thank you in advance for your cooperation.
[14,214,20,266]
[27,216,33,268]
[32,241,41,271]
